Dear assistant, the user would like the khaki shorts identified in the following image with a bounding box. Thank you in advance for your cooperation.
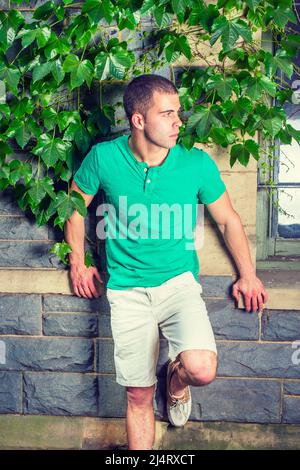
[106,271,217,387]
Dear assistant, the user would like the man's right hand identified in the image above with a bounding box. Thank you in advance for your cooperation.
[70,264,104,298]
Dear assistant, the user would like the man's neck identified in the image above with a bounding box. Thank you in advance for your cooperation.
[128,135,169,167]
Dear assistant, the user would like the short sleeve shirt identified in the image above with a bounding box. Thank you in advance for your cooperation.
[74,135,226,289]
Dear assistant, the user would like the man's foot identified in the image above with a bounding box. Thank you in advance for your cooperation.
[166,358,192,427]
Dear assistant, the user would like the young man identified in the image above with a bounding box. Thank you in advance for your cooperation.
[64,74,268,450]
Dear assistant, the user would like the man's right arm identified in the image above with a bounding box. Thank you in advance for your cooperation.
[64,180,103,299]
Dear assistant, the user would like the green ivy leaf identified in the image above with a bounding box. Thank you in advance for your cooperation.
[263,116,283,137]
[95,49,133,80]
[16,25,39,48]
[153,6,173,28]
[277,128,292,145]
[58,110,81,132]
[11,97,34,119]
[222,97,253,127]
[140,0,155,15]
[74,123,91,153]
[268,6,297,29]
[0,66,20,95]
[287,124,300,144]
[33,1,57,20]
[230,143,250,167]
[82,0,114,25]
[0,103,11,119]
[211,16,252,51]
[49,189,87,228]
[51,59,65,84]
[0,141,13,158]
[32,134,72,168]
[210,127,236,147]
[0,10,24,50]
[245,0,260,11]
[206,75,239,100]
[6,120,31,149]
[36,26,52,48]
[50,240,72,265]
[32,61,52,83]
[41,107,57,131]
[281,34,300,56]
[8,160,32,186]
[117,8,140,30]
[186,105,225,140]
[264,49,294,80]
[240,75,276,99]
[244,139,259,159]
[84,250,95,267]
[189,3,219,32]
[63,54,94,89]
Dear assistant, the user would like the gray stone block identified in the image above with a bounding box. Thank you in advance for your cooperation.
[98,314,112,337]
[217,342,300,378]
[0,338,94,372]
[155,378,281,424]
[96,339,115,373]
[206,299,259,340]
[284,381,300,395]
[23,372,98,416]
[43,293,110,313]
[98,375,126,417]
[0,217,48,240]
[0,372,22,413]
[0,242,63,268]
[191,379,281,423]
[199,275,233,298]
[43,313,99,337]
[48,210,97,243]
[0,190,24,215]
[262,310,300,341]
[283,397,300,423]
[0,294,41,335]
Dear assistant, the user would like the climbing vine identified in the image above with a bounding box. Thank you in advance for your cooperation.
[0,0,299,263]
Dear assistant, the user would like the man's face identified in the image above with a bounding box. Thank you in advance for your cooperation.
[133,91,183,149]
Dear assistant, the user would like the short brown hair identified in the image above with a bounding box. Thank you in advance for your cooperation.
[123,74,178,128]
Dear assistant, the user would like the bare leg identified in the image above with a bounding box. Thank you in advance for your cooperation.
[170,350,217,396]
[126,385,156,450]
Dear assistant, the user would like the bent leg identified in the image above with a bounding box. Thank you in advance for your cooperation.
[170,349,217,397]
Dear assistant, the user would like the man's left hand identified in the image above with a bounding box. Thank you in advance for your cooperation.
[232,276,269,313]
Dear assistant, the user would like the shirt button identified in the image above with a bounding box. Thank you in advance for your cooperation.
[147,179,151,183]
[144,168,147,172]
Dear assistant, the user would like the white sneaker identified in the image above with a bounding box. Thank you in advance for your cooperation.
[166,359,192,427]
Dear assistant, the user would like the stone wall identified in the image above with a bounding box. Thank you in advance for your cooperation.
[1,285,300,425]
[0,0,300,450]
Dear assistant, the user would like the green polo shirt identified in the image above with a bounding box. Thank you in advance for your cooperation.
[73,134,226,289]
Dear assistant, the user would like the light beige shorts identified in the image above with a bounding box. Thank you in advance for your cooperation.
[106,271,217,387]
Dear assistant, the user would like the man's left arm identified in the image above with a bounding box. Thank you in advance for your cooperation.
[206,190,269,313]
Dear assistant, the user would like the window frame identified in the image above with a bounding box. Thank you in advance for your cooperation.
[256,29,300,268]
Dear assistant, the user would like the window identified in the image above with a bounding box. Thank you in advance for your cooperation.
[257,3,300,267]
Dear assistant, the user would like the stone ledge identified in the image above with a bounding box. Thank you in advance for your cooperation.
[0,416,299,450]
[238,269,300,311]
[0,268,299,311]
[0,269,74,295]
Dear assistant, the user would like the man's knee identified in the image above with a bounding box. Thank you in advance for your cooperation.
[126,385,156,408]
[179,350,217,386]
